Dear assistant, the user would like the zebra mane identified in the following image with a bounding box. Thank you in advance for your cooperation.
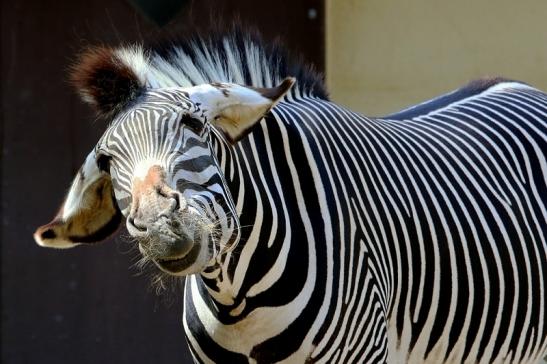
[115,29,328,101]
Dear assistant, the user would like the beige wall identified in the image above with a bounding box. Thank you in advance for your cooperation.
[326,0,547,116]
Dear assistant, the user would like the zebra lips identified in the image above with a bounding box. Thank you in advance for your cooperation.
[153,242,202,274]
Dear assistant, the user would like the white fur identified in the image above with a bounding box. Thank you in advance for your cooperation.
[115,46,149,87]
[62,151,100,220]
[113,37,313,100]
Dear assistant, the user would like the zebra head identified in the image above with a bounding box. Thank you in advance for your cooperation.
[34,46,293,276]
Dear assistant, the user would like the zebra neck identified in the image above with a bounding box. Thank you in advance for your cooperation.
[198,121,304,320]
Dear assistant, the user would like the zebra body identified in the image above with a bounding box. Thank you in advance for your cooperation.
[34,31,546,363]
[183,80,546,363]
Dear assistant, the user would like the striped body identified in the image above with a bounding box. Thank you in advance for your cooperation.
[184,81,547,363]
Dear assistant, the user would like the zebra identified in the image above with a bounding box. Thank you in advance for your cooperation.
[34,30,546,363]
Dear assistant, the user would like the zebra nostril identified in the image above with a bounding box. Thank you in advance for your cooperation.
[171,193,187,212]
[171,193,180,211]
[127,217,147,234]
[158,194,183,218]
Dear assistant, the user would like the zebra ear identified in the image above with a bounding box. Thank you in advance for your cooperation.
[206,78,295,143]
[70,46,146,117]
[34,151,122,248]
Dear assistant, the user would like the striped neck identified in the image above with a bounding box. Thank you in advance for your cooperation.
[198,107,312,320]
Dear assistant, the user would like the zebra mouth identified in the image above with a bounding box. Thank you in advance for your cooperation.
[153,243,201,274]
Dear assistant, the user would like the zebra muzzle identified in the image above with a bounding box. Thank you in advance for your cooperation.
[128,165,186,232]
[126,165,212,273]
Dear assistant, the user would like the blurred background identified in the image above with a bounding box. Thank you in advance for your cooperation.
[1,0,546,363]
[326,0,547,114]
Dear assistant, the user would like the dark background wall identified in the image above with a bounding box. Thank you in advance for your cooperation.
[1,1,324,362]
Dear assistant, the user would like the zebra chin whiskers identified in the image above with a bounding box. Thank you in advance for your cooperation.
[149,271,185,300]
[118,232,154,273]
[119,232,186,299]
[136,259,185,302]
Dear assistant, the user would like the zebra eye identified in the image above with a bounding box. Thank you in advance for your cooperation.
[180,114,204,134]
[96,153,112,173]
